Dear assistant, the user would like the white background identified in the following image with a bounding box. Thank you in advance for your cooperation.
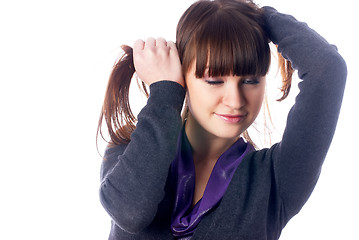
[0,0,358,239]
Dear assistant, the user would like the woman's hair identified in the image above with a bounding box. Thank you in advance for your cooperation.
[97,0,294,147]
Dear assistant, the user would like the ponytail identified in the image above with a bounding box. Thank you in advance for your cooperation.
[97,45,148,146]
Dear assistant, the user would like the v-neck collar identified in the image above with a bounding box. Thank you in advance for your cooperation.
[169,126,255,238]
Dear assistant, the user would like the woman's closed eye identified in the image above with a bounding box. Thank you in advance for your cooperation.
[205,80,224,85]
[242,78,259,85]
[204,77,260,86]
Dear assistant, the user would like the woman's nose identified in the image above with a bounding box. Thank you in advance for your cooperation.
[222,85,246,110]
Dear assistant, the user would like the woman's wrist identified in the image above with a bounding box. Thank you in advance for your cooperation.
[148,80,186,112]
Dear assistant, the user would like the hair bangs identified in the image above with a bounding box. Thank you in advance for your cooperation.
[182,5,271,78]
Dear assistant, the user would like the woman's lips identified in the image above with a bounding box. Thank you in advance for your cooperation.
[214,113,245,123]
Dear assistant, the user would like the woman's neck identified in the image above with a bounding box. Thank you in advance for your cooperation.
[185,114,238,165]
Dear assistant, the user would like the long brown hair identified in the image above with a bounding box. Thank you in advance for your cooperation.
[97,0,294,147]
[96,45,148,146]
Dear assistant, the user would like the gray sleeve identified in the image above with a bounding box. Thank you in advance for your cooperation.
[262,7,347,219]
[99,81,185,234]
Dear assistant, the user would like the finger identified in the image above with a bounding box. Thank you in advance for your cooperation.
[167,41,178,53]
[133,39,145,53]
[144,37,156,49]
[156,37,168,47]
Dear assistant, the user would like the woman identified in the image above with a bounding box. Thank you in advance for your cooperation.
[97,0,347,239]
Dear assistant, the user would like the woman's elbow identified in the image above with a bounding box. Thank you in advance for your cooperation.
[99,181,156,234]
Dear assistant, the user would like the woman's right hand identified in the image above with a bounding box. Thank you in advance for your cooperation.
[133,37,185,88]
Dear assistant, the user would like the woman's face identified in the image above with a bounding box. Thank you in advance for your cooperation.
[185,61,266,141]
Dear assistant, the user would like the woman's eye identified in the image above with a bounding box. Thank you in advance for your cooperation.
[242,78,259,85]
[205,80,224,85]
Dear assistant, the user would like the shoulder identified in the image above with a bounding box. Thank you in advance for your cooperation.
[228,144,280,184]
[232,143,282,182]
[104,143,127,159]
[244,143,280,164]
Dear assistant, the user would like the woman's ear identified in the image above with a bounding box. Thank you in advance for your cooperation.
[181,96,190,121]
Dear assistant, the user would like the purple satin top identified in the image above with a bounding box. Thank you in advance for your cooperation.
[169,127,255,239]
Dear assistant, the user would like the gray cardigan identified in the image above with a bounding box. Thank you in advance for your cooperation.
[99,7,347,240]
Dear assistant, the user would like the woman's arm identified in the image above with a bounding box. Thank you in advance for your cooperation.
[100,38,185,234]
[262,7,347,219]
[100,81,185,234]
